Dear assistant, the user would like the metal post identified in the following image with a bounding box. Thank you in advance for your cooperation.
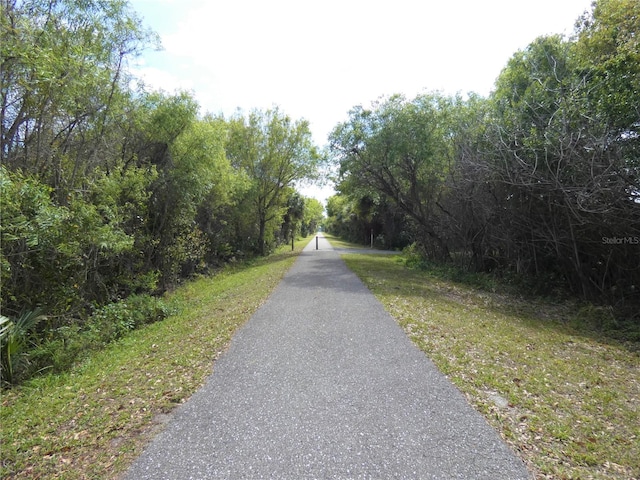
[316,235,319,250]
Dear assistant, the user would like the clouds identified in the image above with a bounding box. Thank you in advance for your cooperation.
[134,63,195,93]
[129,0,593,146]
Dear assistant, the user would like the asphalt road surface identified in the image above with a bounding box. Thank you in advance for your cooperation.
[124,235,532,479]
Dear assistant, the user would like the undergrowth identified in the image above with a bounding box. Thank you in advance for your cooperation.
[401,244,640,345]
[1,295,175,387]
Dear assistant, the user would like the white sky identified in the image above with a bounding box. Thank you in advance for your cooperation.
[127,0,594,203]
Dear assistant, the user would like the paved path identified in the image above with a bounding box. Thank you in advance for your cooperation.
[124,235,531,479]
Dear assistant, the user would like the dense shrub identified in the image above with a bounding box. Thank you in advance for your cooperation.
[22,295,175,383]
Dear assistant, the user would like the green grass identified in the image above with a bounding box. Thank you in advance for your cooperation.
[322,234,365,250]
[342,253,640,480]
[323,233,398,251]
[0,236,313,479]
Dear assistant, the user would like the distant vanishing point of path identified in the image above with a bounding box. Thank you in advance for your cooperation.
[124,234,532,479]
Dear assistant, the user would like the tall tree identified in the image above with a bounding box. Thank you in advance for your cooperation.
[574,0,640,134]
[0,0,158,189]
[489,25,639,300]
[226,108,320,255]
[302,197,325,236]
[330,93,453,259]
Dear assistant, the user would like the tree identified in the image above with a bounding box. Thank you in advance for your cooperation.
[0,0,158,189]
[490,35,585,279]
[574,0,640,134]
[280,190,304,244]
[139,94,238,285]
[330,93,453,259]
[226,108,321,255]
[488,26,640,301]
[326,0,639,312]
[301,197,324,236]
[432,94,499,270]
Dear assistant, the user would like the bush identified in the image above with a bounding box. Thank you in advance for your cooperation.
[402,243,430,270]
[88,294,173,343]
[0,167,146,321]
[0,309,46,386]
[12,295,174,386]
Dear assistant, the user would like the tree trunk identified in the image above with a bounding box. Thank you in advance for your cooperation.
[258,214,267,256]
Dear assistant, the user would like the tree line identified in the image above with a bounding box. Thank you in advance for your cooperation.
[0,0,324,384]
[327,0,639,318]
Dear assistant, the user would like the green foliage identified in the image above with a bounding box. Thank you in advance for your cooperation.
[27,294,174,379]
[401,243,431,270]
[325,193,409,248]
[1,0,158,180]
[88,294,173,343]
[1,167,76,312]
[226,107,322,255]
[0,166,148,316]
[0,309,46,386]
[324,194,371,244]
[330,93,453,257]
[301,197,325,236]
[137,96,244,286]
[573,0,640,131]
[489,22,639,301]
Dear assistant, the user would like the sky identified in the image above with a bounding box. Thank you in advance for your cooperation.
[127,0,595,203]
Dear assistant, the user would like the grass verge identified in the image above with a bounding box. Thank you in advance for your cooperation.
[342,253,639,480]
[0,236,313,479]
